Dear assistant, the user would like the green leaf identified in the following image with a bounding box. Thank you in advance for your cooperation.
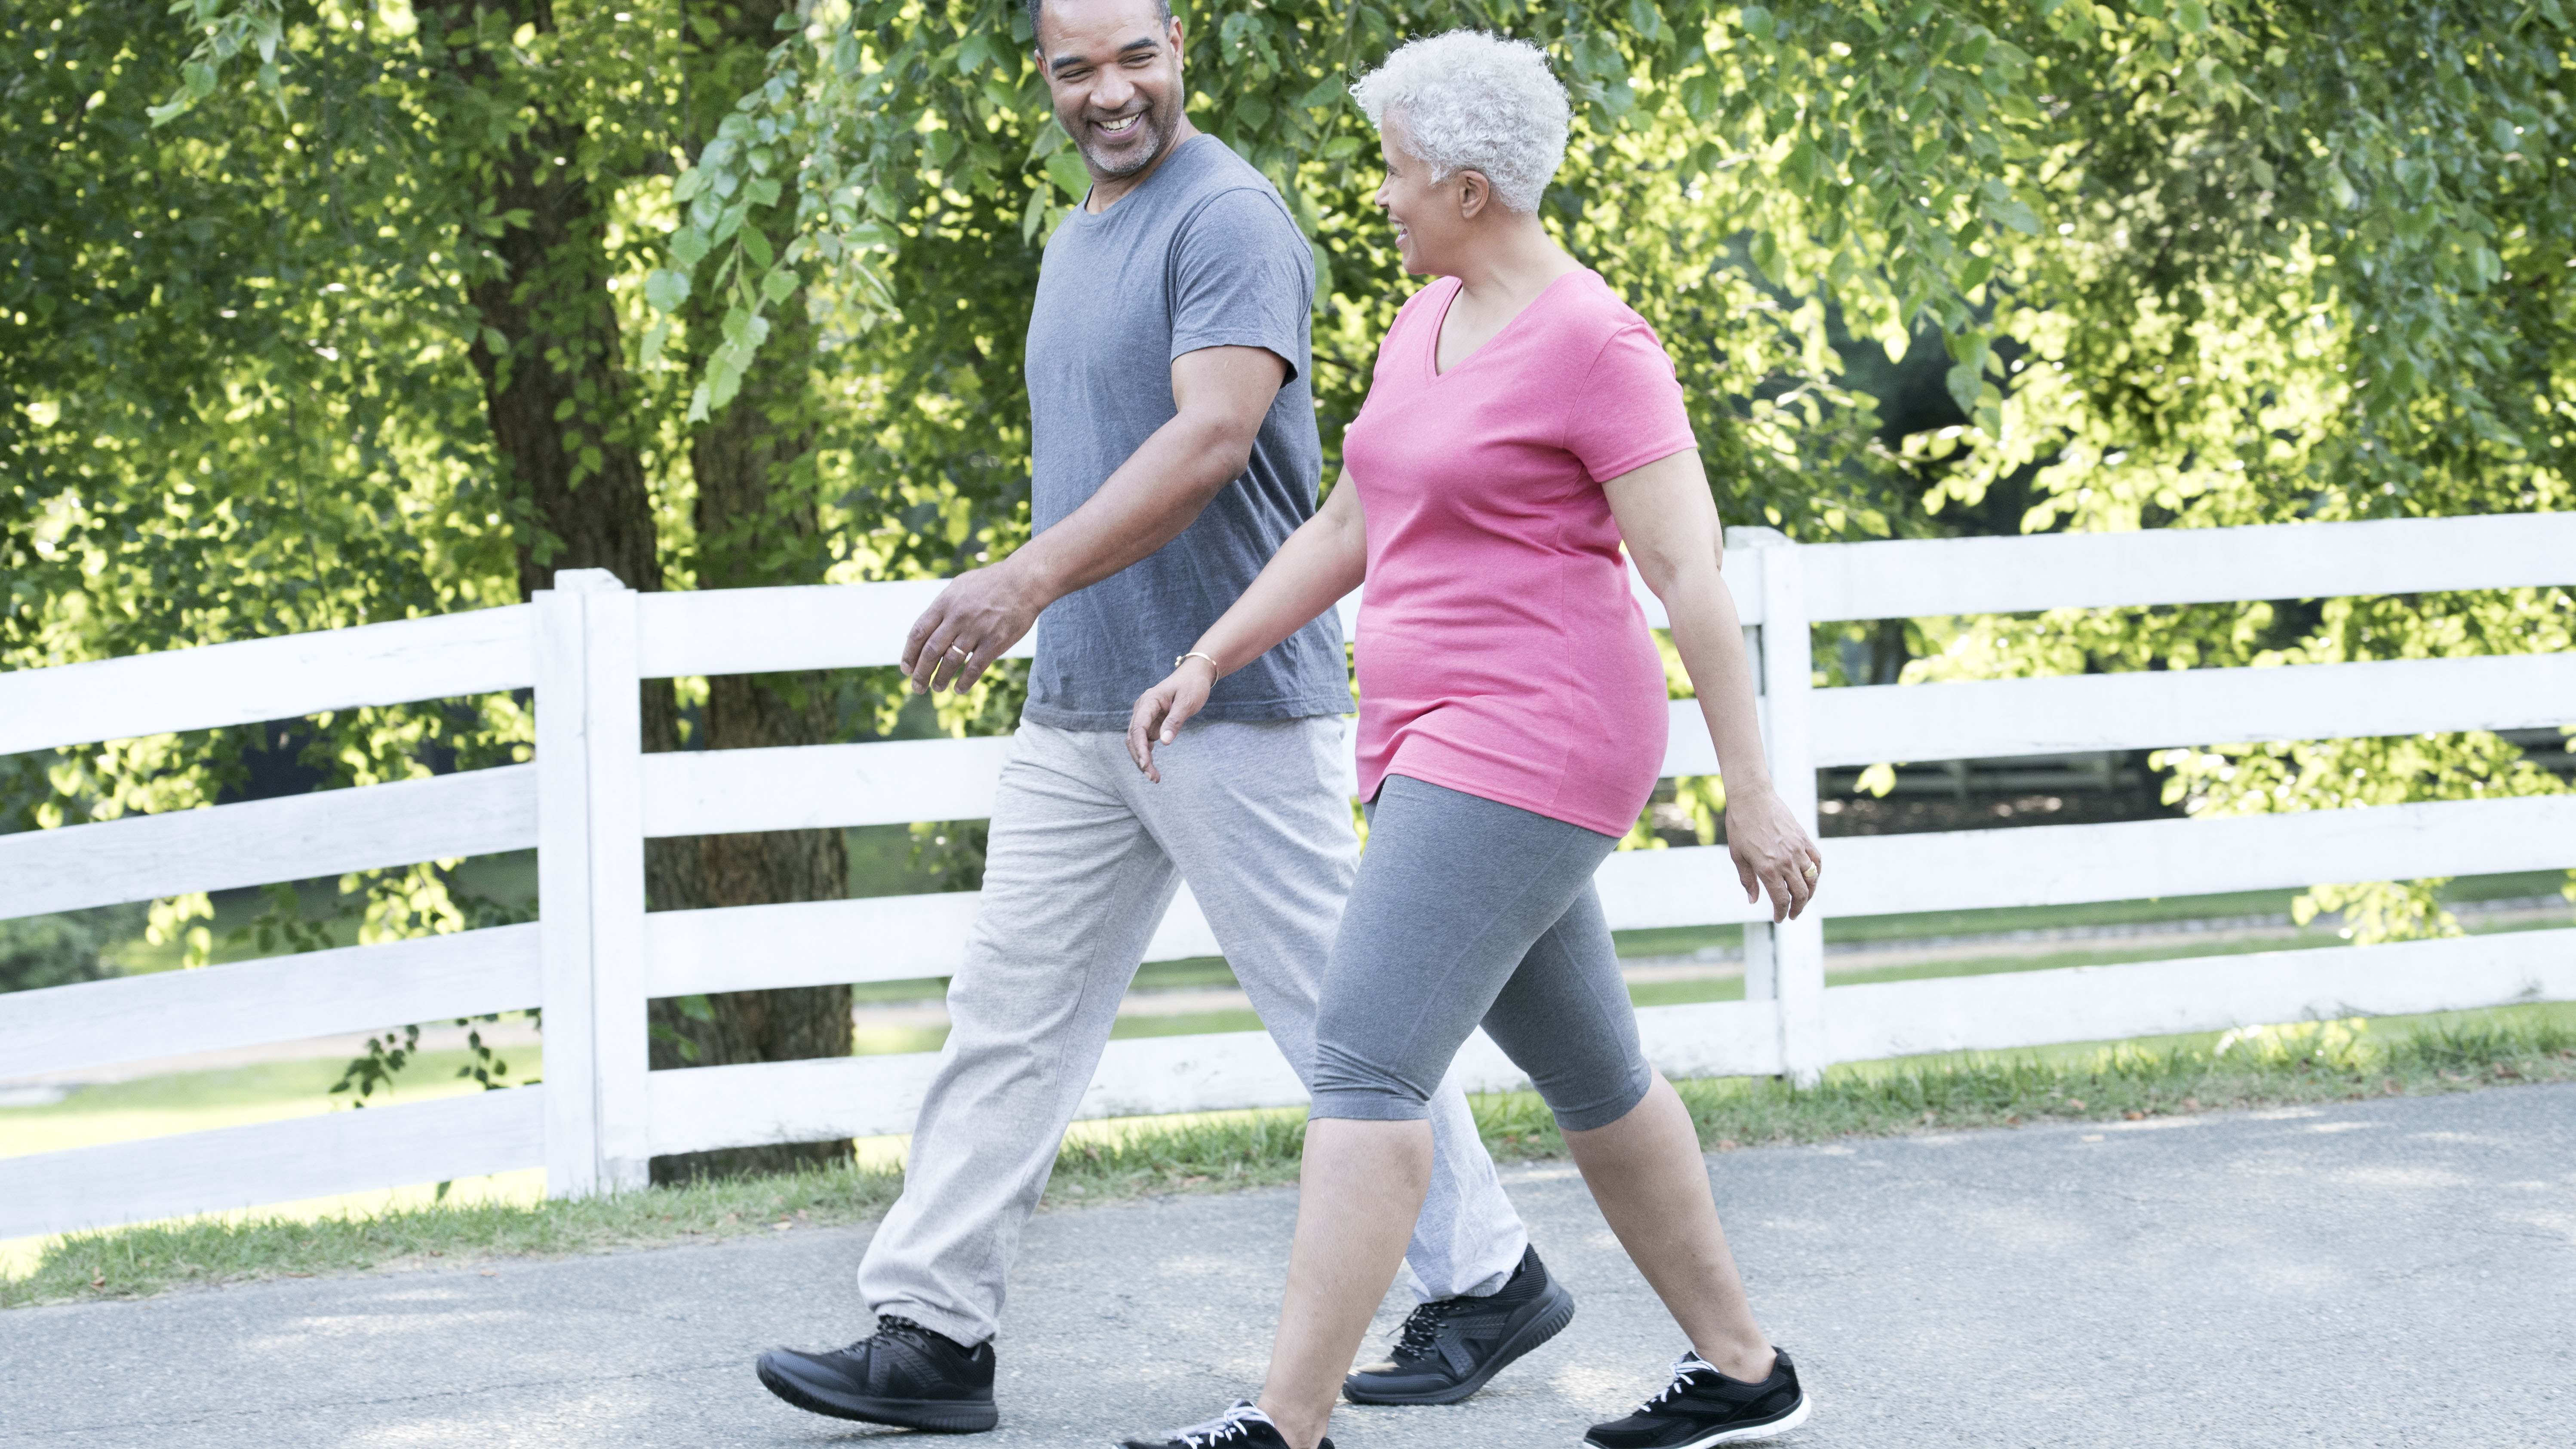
[1981,194,2041,234]
[707,354,747,412]
[1946,361,1983,416]
[644,269,692,313]
[672,168,707,204]
[1784,141,1818,190]
[1749,229,1782,282]
[669,225,710,270]
[640,317,672,368]
[1680,71,1725,121]
[744,176,782,209]
[761,266,800,304]
[719,304,771,350]
[740,225,775,271]
[1046,150,1092,203]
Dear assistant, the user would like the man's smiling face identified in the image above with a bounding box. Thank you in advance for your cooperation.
[1035,0,1187,184]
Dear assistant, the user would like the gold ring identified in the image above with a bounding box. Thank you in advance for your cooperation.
[1802,863,1819,881]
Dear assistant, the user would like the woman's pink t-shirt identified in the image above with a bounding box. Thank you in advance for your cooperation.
[1343,268,1696,839]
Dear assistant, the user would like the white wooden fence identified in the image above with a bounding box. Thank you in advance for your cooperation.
[3,514,2572,1242]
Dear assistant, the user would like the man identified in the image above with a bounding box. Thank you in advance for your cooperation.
[753,0,1577,1433]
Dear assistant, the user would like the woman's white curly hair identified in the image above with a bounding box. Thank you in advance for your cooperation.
[1350,31,1570,215]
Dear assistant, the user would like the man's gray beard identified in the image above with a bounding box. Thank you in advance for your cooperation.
[1075,105,1177,179]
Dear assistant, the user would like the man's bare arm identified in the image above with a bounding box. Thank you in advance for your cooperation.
[900,344,1289,693]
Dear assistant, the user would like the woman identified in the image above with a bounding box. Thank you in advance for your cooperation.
[1119,31,1821,1449]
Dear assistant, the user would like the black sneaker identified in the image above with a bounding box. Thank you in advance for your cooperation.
[1584,1347,1808,1447]
[1117,1399,1332,1449]
[1341,1243,1577,1405]
[755,1314,999,1433]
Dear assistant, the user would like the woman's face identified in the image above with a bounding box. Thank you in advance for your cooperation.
[1374,114,1468,277]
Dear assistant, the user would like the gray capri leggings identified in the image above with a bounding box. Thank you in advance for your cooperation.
[1310,774,1655,1133]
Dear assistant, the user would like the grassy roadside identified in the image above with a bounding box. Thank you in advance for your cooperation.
[7,1003,2571,1308]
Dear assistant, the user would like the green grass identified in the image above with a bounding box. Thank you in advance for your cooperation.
[9,1001,2571,1308]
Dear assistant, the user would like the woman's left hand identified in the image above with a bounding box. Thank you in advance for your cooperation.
[1724,783,1823,922]
[1125,658,1216,783]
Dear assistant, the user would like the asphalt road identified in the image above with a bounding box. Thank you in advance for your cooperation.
[4,1084,2570,1448]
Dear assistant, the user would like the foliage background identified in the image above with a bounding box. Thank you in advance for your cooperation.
[3,0,2570,1110]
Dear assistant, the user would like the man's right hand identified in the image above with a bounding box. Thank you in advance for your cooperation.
[901,562,1047,694]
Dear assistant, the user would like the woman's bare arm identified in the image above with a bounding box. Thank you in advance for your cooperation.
[1602,449,1823,920]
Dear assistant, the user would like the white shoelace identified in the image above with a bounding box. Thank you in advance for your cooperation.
[1636,1351,1721,1412]
[1159,1399,1275,1447]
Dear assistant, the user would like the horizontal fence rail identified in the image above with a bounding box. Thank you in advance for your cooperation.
[0,604,538,758]
[0,766,540,920]
[636,796,2575,1001]
[0,1090,542,1244]
[1823,794,2575,919]
[639,738,1019,838]
[1801,511,2576,621]
[2,517,2569,1243]
[0,925,540,1082]
[1807,652,2576,769]
[1821,930,2576,1064]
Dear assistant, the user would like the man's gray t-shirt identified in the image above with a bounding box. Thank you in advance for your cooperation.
[1021,136,1349,731]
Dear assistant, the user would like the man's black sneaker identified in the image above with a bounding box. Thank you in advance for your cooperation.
[755,1314,999,1433]
[1341,1243,1577,1406]
[1117,1399,1332,1449]
[1584,1347,1808,1448]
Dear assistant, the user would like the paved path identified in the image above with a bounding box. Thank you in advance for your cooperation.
[5,1085,2571,1448]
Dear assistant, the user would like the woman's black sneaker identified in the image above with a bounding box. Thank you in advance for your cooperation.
[1341,1243,1577,1405]
[1583,1347,1808,1448]
[1118,1399,1332,1449]
[755,1314,999,1433]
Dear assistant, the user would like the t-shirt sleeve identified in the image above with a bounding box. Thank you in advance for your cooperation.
[1562,322,1697,483]
[1168,188,1314,382]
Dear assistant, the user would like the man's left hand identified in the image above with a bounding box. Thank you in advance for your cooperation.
[901,563,1045,694]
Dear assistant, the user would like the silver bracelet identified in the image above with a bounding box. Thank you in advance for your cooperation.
[1174,651,1219,672]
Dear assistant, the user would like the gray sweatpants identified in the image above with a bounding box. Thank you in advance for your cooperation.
[1313,775,1655,1133]
[856,719,1529,1347]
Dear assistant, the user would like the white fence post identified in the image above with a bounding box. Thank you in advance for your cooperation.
[582,575,652,1191]
[1741,922,1777,1004]
[535,569,649,1196]
[1732,528,1827,1086]
[535,579,601,1197]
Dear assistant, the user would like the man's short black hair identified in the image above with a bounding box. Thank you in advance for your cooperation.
[1027,0,1175,50]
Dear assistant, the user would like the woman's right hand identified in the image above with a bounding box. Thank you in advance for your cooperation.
[1125,658,1217,783]
[1724,781,1823,922]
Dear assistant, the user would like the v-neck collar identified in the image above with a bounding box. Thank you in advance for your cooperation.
[1424,268,1589,382]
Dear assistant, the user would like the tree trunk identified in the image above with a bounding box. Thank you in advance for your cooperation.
[425,0,690,759]
[427,0,853,1182]
[643,0,855,1185]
